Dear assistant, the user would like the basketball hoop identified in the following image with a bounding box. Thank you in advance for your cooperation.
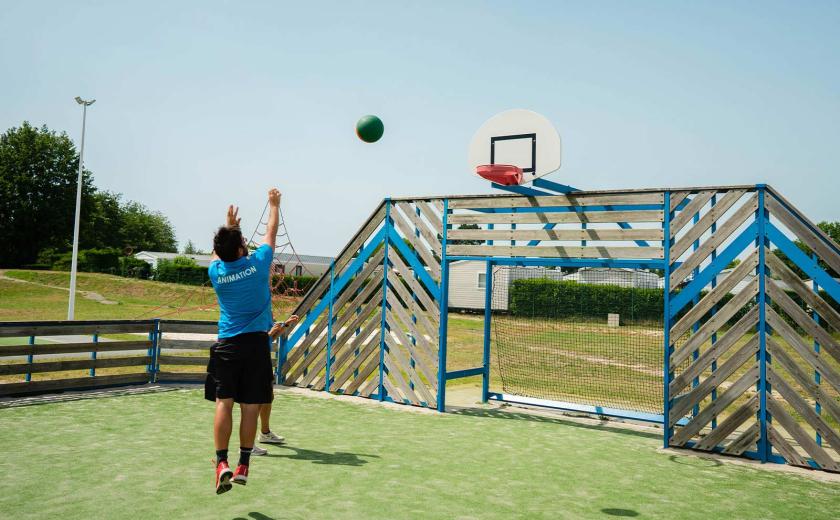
[476,164,523,186]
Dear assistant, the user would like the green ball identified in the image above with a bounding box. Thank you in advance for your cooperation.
[355,115,384,143]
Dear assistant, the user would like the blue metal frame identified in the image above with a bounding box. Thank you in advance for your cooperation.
[378,201,392,402]
[482,260,492,403]
[436,199,450,412]
[756,187,769,461]
[324,261,336,392]
[663,191,673,446]
[90,333,98,377]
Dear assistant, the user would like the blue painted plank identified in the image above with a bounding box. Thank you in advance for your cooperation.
[767,223,840,303]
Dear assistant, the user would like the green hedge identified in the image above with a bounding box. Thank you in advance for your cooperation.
[154,258,209,286]
[271,274,318,295]
[119,256,152,279]
[509,279,664,323]
[51,248,121,273]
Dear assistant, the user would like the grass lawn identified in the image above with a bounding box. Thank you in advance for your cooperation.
[1,387,838,519]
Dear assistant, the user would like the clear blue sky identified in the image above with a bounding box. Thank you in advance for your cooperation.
[2,1,838,256]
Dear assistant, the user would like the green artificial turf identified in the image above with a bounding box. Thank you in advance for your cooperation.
[1,388,838,519]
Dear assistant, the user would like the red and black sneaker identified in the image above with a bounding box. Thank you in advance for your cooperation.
[232,464,249,485]
[215,460,233,495]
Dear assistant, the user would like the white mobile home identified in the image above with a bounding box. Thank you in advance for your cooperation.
[447,262,565,311]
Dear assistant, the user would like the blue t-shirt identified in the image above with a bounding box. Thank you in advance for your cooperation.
[209,244,274,339]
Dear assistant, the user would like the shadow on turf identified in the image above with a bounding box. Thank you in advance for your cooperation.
[232,513,276,520]
[601,508,639,517]
[266,445,379,466]
[449,406,660,440]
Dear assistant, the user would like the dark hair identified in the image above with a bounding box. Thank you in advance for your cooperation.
[213,227,245,262]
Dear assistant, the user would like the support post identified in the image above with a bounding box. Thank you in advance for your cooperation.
[378,200,392,401]
[149,319,160,384]
[757,186,769,462]
[812,252,822,446]
[277,334,287,385]
[437,199,450,412]
[662,191,672,448]
[482,260,493,403]
[90,333,98,377]
[325,261,336,392]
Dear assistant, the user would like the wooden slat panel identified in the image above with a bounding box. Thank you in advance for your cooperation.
[670,278,758,367]
[386,271,438,339]
[157,355,209,366]
[670,250,759,341]
[386,291,437,367]
[669,191,691,213]
[385,306,438,391]
[447,228,663,242]
[343,352,381,395]
[395,202,442,257]
[0,373,149,396]
[767,396,840,471]
[767,196,840,277]
[448,210,664,226]
[767,337,840,427]
[0,322,155,338]
[767,425,809,467]
[766,308,840,393]
[722,422,760,456]
[669,336,758,425]
[331,335,379,391]
[432,199,444,214]
[391,209,441,279]
[384,324,436,405]
[671,366,759,446]
[387,246,440,318]
[0,340,152,357]
[670,190,716,238]
[447,245,664,260]
[383,342,421,405]
[447,192,664,209]
[671,190,747,259]
[415,201,443,235]
[669,193,758,286]
[766,277,840,366]
[158,321,217,334]
[694,396,758,451]
[766,251,840,333]
[156,372,206,383]
[158,339,214,350]
[328,319,381,389]
[768,367,840,459]
[284,315,329,371]
[0,356,150,375]
[670,307,758,396]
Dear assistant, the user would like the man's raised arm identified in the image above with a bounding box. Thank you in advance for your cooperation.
[263,188,281,250]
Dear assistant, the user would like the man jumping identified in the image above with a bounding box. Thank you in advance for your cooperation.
[206,187,281,495]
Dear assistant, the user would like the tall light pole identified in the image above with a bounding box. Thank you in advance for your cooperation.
[68,96,95,320]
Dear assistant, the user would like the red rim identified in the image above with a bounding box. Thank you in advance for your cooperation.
[476,164,523,186]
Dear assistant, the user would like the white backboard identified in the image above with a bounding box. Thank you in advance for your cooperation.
[468,109,562,184]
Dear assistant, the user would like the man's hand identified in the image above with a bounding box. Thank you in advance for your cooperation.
[268,188,281,208]
[268,315,299,340]
[226,205,241,229]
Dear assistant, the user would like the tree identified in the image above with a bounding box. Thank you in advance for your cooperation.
[773,221,840,278]
[450,224,483,246]
[121,201,177,253]
[0,122,95,266]
[182,240,208,255]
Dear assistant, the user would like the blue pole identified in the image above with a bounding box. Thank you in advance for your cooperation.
[709,194,718,429]
[756,186,769,463]
[90,332,98,377]
[691,210,701,417]
[277,335,287,385]
[662,191,672,449]
[437,199,450,412]
[482,260,492,403]
[812,252,822,446]
[325,261,335,392]
[378,200,392,401]
[26,335,34,382]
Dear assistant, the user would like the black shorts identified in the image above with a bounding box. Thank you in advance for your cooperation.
[204,331,274,404]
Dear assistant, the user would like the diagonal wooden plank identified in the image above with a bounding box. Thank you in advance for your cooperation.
[344,352,381,395]
[386,293,438,372]
[432,199,444,214]
[767,337,840,429]
[671,278,758,367]
[695,396,758,451]
[283,321,329,375]
[767,396,840,471]
[767,367,840,459]
[383,324,435,402]
[671,190,747,259]
[385,313,437,393]
[670,193,758,286]
[391,208,441,279]
[722,422,760,456]
[766,308,840,394]
[383,344,422,405]
[670,190,716,238]
[669,336,759,425]
[766,250,840,333]
[670,250,758,340]
[767,425,809,467]
[415,200,443,235]
[766,196,840,277]
[671,365,759,446]
[388,248,440,318]
[332,289,384,350]
[670,307,758,396]
[358,373,381,397]
[766,277,840,366]
[396,201,442,257]
[331,326,380,390]
[670,191,691,213]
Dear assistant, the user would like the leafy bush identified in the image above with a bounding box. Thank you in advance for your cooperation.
[271,274,318,295]
[154,257,209,286]
[51,248,120,273]
[119,256,152,279]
